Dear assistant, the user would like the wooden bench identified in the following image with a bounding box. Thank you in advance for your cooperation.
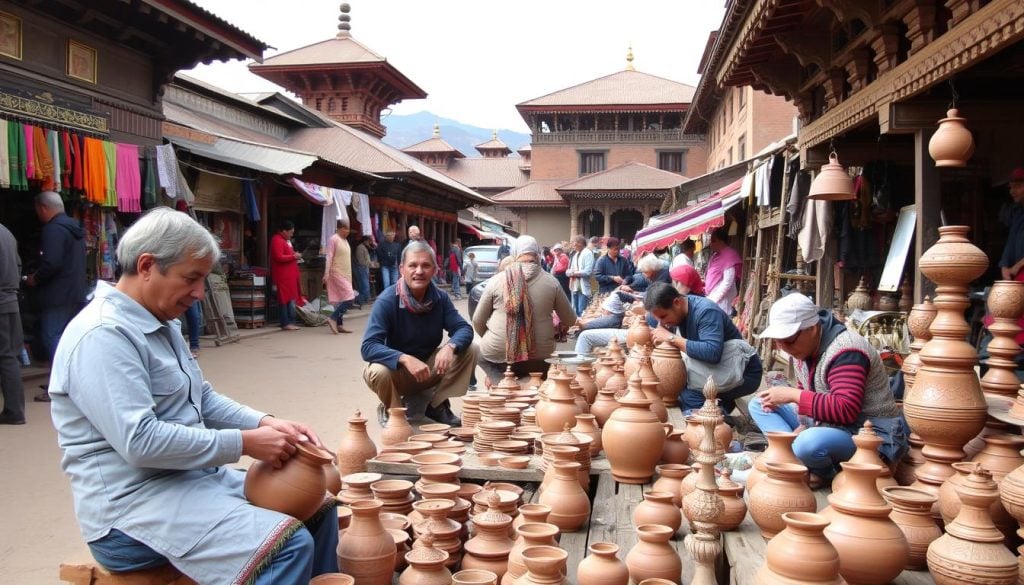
[59,551,196,585]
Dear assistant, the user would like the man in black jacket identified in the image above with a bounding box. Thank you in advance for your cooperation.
[26,191,86,402]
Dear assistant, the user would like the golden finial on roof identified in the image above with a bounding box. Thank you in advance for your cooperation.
[433,123,440,138]
[492,130,498,140]
[336,3,351,38]
[626,43,635,71]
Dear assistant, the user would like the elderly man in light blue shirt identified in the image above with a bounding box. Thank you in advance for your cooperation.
[49,208,338,584]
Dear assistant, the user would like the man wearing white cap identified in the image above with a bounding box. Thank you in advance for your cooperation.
[753,293,906,488]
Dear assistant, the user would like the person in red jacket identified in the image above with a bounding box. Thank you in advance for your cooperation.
[270,220,303,331]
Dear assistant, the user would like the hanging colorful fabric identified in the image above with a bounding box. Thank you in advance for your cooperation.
[0,119,9,189]
[71,134,84,192]
[115,144,141,213]
[102,140,117,207]
[82,137,108,204]
[23,124,34,180]
[142,147,158,208]
[7,122,27,191]
[47,130,61,190]
[31,126,54,190]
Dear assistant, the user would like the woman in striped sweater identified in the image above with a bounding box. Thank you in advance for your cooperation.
[752,293,906,488]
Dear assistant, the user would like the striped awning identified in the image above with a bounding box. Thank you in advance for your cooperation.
[634,177,744,254]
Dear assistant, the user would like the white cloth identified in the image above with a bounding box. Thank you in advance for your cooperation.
[0,119,9,188]
[320,189,348,253]
[798,198,833,263]
[755,159,772,206]
[155,144,178,198]
[354,192,372,237]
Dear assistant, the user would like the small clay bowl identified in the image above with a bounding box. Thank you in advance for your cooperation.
[380,512,411,532]
[419,423,452,433]
[492,439,529,453]
[373,452,413,463]
[478,452,502,467]
[411,452,462,466]
[389,441,432,455]
[417,463,461,482]
[434,444,468,456]
[458,483,484,500]
[311,574,355,585]
[499,456,530,470]
[509,431,540,443]
[409,433,448,445]
[371,479,414,499]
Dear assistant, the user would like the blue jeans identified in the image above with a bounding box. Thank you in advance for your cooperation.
[88,505,339,584]
[41,304,78,360]
[381,266,398,291]
[572,292,591,317]
[331,300,353,325]
[580,313,623,331]
[748,396,857,480]
[184,302,202,350]
[450,272,462,298]
[354,266,370,304]
[678,353,763,415]
[279,300,296,328]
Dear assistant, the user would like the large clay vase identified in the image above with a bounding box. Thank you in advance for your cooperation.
[590,389,621,427]
[245,442,331,521]
[823,463,908,585]
[882,486,941,570]
[624,525,682,585]
[577,542,629,585]
[755,512,843,585]
[538,462,590,531]
[381,407,415,446]
[717,469,748,532]
[904,226,988,501]
[927,467,1017,585]
[572,414,603,457]
[576,365,599,405]
[337,499,398,585]
[831,421,898,493]
[337,410,378,476]
[749,462,817,539]
[660,427,689,466]
[602,395,666,484]
[463,492,515,580]
[938,461,1017,543]
[902,297,936,393]
[747,431,801,494]
[502,523,559,585]
[517,545,568,585]
[627,318,653,350]
[535,372,583,433]
[650,341,685,406]
[652,464,691,507]
[399,531,452,585]
[633,491,682,533]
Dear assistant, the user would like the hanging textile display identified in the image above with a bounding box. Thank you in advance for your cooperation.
[0,119,10,189]
[242,179,260,222]
[352,192,372,237]
[115,144,142,213]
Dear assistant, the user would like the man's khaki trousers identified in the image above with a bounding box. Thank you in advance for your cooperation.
[364,342,479,409]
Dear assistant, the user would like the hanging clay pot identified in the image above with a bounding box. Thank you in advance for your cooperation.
[502,523,560,585]
[627,317,653,350]
[846,277,872,312]
[538,461,590,531]
[823,463,908,585]
[927,467,1017,585]
[381,407,415,447]
[462,492,514,580]
[717,469,748,532]
[338,499,398,585]
[572,414,603,457]
[881,486,941,570]
[399,529,452,585]
[577,542,629,585]
[747,431,801,494]
[652,464,691,507]
[535,372,582,433]
[337,409,378,476]
[749,462,817,539]
[939,461,1017,543]
[576,364,598,404]
[831,421,898,493]
[516,545,569,585]
[661,426,689,466]
[650,341,685,407]
[928,108,975,167]
[755,512,843,585]
[245,442,332,521]
[602,394,665,484]
[633,491,682,534]
[590,388,621,427]
[624,525,682,585]
[808,151,855,201]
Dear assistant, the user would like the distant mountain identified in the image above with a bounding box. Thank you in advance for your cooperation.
[381,111,531,158]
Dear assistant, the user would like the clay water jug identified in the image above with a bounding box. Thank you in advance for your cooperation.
[602,395,665,484]
[400,529,452,585]
[538,462,590,531]
[517,545,568,585]
[661,427,689,465]
[882,486,941,570]
[831,421,898,493]
[535,372,582,433]
[717,469,748,531]
[927,467,1017,585]
[245,442,332,521]
[576,364,598,404]
[823,463,908,585]
[652,464,691,507]
[337,499,397,585]
[381,407,415,447]
[749,462,817,539]
[755,512,843,585]
[337,410,378,476]
[511,504,551,534]
[635,491,682,533]
[577,542,628,585]
[627,318,652,349]
[502,523,559,585]
[649,341,685,406]
[747,431,801,493]
[463,492,514,580]
[939,461,1017,542]
[624,525,682,585]
[572,414,602,456]
[590,389,620,427]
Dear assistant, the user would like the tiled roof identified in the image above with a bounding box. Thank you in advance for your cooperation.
[517,143,532,152]
[402,137,464,156]
[445,158,529,190]
[254,36,385,67]
[491,180,567,205]
[557,161,688,191]
[475,137,510,151]
[517,70,696,108]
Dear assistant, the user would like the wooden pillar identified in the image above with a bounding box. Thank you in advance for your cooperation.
[604,204,612,237]
[257,185,269,266]
[915,128,941,301]
[569,201,579,240]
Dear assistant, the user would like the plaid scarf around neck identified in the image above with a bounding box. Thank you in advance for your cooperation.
[504,261,536,363]
[397,277,434,314]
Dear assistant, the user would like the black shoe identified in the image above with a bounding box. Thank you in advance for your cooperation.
[377,403,390,427]
[33,392,51,403]
[424,399,462,427]
[0,411,26,425]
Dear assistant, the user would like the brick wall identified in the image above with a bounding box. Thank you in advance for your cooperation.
[706,87,796,170]
[531,142,707,180]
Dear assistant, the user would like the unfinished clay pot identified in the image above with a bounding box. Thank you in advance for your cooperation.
[756,512,842,585]
[882,486,941,570]
[577,542,628,585]
[245,442,331,521]
[337,409,378,476]
[749,462,817,539]
[627,318,653,349]
[624,525,682,585]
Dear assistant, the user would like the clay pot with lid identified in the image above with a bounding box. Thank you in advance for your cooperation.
[634,491,682,533]
[602,394,665,484]
[577,542,629,585]
[755,512,843,585]
[382,407,415,446]
[624,524,682,585]
[538,461,590,531]
[927,467,1017,585]
[928,108,975,167]
[749,462,817,539]
[590,389,620,427]
[400,529,452,585]
[652,464,691,507]
[823,462,908,585]
[535,372,583,433]
[572,414,602,456]
[939,461,1017,543]
[517,545,569,585]
[882,486,941,570]
[649,341,685,406]
[846,277,872,312]
[831,421,898,493]
[244,442,332,521]
[502,523,560,585]
[747,431,801,494]
[411,499,462,568]
[717,469,748,531]
[463,492,514,580]
[337,499,397,585]
[337,409,378,476]
[660,426,689,465]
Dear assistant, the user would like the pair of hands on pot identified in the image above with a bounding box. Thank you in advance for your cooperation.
[243,416,323,468]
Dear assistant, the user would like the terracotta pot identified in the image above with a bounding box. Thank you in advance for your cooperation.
[502,523,559,585]
[462,491,515,580]
[627,317,653,349]
[577,542,628,585]
[683,416,730,457]
[882,486,941,570]
[535,372,583,433]
[538,462,590,531]
[747,431,801,494]
[969,433,1024,483]
[400,531,452,585]
[517,545,568,585]
[928,108,975,167]
[831,421,898,493]
[823,463,908,585]
[594,358,616,392]
[640,373,668,423]
[660,427,689,465]
[624,525,682,585]
[605,337,626,366]
[526,372,545,390]
[453,570,498,585]
[539,445,580,492]
[755,512,842,585]
[902,298,936,394]
[748,462,817,539]
[337,410,378,476]
[623,346,642,381]
[602,395,665,484]
[496,366,523,392]
[927,467,1017,585]
[324,462,343,496]
[846,277,872,312]
[576,365,598,405]
[605,366,628,398]
[245,442,331,521]
[634,491,682,533]
[572,414,602,457]
[980,281,1024,396]
[337,499,397,585]
[382,407,415,446]
[570,378,590,415]
[511,504,551,533]
[939,461,1017,543]
[590,389,621,427]
[679,463,700,503]
[652,464,691,507]
[338,505,352,531]
[717,469,748,532]
[311,574,356,585]
[650,341,685,406]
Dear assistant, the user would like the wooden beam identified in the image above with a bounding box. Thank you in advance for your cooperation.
[914,128,940,301]
[816,0,883,26]
[750,59,802,99]
[775,28,831,70]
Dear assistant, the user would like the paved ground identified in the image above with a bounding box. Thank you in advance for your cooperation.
[0,297,475,584]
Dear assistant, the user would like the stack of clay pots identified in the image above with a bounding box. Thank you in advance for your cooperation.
[411,499,462,568]
[462,395,484,429]
[462,491,515,580]
[338,472,382,506]
[474,421,516,453]
[371,479,415,515]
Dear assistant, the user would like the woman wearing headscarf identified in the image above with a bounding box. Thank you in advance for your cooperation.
[473,235,577,385]
[670,263,706,296]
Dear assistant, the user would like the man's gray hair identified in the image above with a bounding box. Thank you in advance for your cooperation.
[35,191,65,212]
[117,207,220,275]
[572,234,587,246]
[401,240,436,268]
[637,254,667,273]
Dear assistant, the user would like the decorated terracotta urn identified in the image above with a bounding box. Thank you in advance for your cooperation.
[882,486,941,570]
[846,277,872,312]
[901,297,936,393]
[245,441,331,521]
[649,341,685,406]
[748,462,817,539]
[337,499,398,585]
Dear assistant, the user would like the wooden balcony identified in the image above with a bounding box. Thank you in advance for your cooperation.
[532,129,703,144]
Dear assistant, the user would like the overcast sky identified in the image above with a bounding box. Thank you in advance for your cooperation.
[185,1,728,132]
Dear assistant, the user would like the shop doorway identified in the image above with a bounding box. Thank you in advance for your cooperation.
[578,208,603,239]
[611,209,644,244]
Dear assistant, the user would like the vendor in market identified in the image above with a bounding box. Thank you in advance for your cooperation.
[752,293,907,488]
